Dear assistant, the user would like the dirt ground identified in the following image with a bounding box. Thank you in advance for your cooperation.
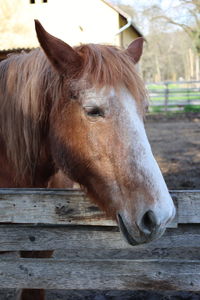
[1,113,200,300]
[146,112,200,190]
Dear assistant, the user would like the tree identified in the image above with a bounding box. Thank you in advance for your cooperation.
[147,0,200,56]
[140,30,191,82]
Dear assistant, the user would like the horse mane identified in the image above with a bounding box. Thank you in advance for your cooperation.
[0,49,59,181]
[0,43,147,181]
[75,43,147,104]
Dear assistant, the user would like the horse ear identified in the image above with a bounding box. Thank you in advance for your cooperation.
[125,37,144,64]
[34,20,82,75]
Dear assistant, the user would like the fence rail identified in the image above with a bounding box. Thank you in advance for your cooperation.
[147,80,200,110]
[0,189,200,291]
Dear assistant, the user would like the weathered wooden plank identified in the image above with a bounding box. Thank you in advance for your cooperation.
[0,258,199,291]
[171,191,200,224]
[0,189,199,226]
[0,188,114,226]
[0,225,199,254]
[54,245,200,260]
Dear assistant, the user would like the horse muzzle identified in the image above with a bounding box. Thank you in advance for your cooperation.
[117,207,175,246]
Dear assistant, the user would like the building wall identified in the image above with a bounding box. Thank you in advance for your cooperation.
[0,0,122,49]
[0,0,141,51]
[119,15,139,48]
[34,0,121,46]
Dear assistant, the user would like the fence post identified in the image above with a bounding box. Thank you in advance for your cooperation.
[164,82,169,111]
[187,82,190,104]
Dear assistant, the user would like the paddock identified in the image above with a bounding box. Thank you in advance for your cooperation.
[0,188,200,291]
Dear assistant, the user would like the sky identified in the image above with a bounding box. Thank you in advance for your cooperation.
[110,0,181,10]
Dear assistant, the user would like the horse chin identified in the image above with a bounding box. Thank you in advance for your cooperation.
[117,213,166,246]
[117,214,139,246]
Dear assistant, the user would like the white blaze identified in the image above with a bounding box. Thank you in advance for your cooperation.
[81,86,175,227]
[119,88,175,225]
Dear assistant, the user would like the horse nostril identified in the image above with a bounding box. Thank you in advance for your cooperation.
[139,210,158,235]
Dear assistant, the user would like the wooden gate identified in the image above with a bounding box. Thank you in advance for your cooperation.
[0,189,200,291]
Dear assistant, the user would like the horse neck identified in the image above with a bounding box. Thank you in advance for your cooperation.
[0,130,55,188]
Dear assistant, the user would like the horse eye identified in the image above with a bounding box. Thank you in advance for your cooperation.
[85,106,104,117]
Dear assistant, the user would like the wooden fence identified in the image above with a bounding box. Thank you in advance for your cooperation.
[147,80,200,110]
[0,189,200,291]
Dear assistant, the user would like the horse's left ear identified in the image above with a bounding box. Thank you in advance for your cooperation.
[125,37,144,64]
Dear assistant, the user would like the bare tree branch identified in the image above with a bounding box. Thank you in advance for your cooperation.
[152,15,193,36]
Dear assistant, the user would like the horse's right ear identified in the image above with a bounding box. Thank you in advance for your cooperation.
[34,20,82,75]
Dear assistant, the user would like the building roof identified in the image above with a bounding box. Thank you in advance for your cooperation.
[101,0,143,37]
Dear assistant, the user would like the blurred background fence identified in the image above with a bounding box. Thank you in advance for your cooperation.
[147,80,200,112]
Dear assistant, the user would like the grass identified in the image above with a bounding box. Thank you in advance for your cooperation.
[149,104,200,114]
[184,104,200,112]
[147,82,200,108]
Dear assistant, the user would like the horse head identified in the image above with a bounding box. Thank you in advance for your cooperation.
[35,20,175,245]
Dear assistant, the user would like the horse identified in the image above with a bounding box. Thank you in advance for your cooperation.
[47,169,74,188]
[0,20,175,299]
